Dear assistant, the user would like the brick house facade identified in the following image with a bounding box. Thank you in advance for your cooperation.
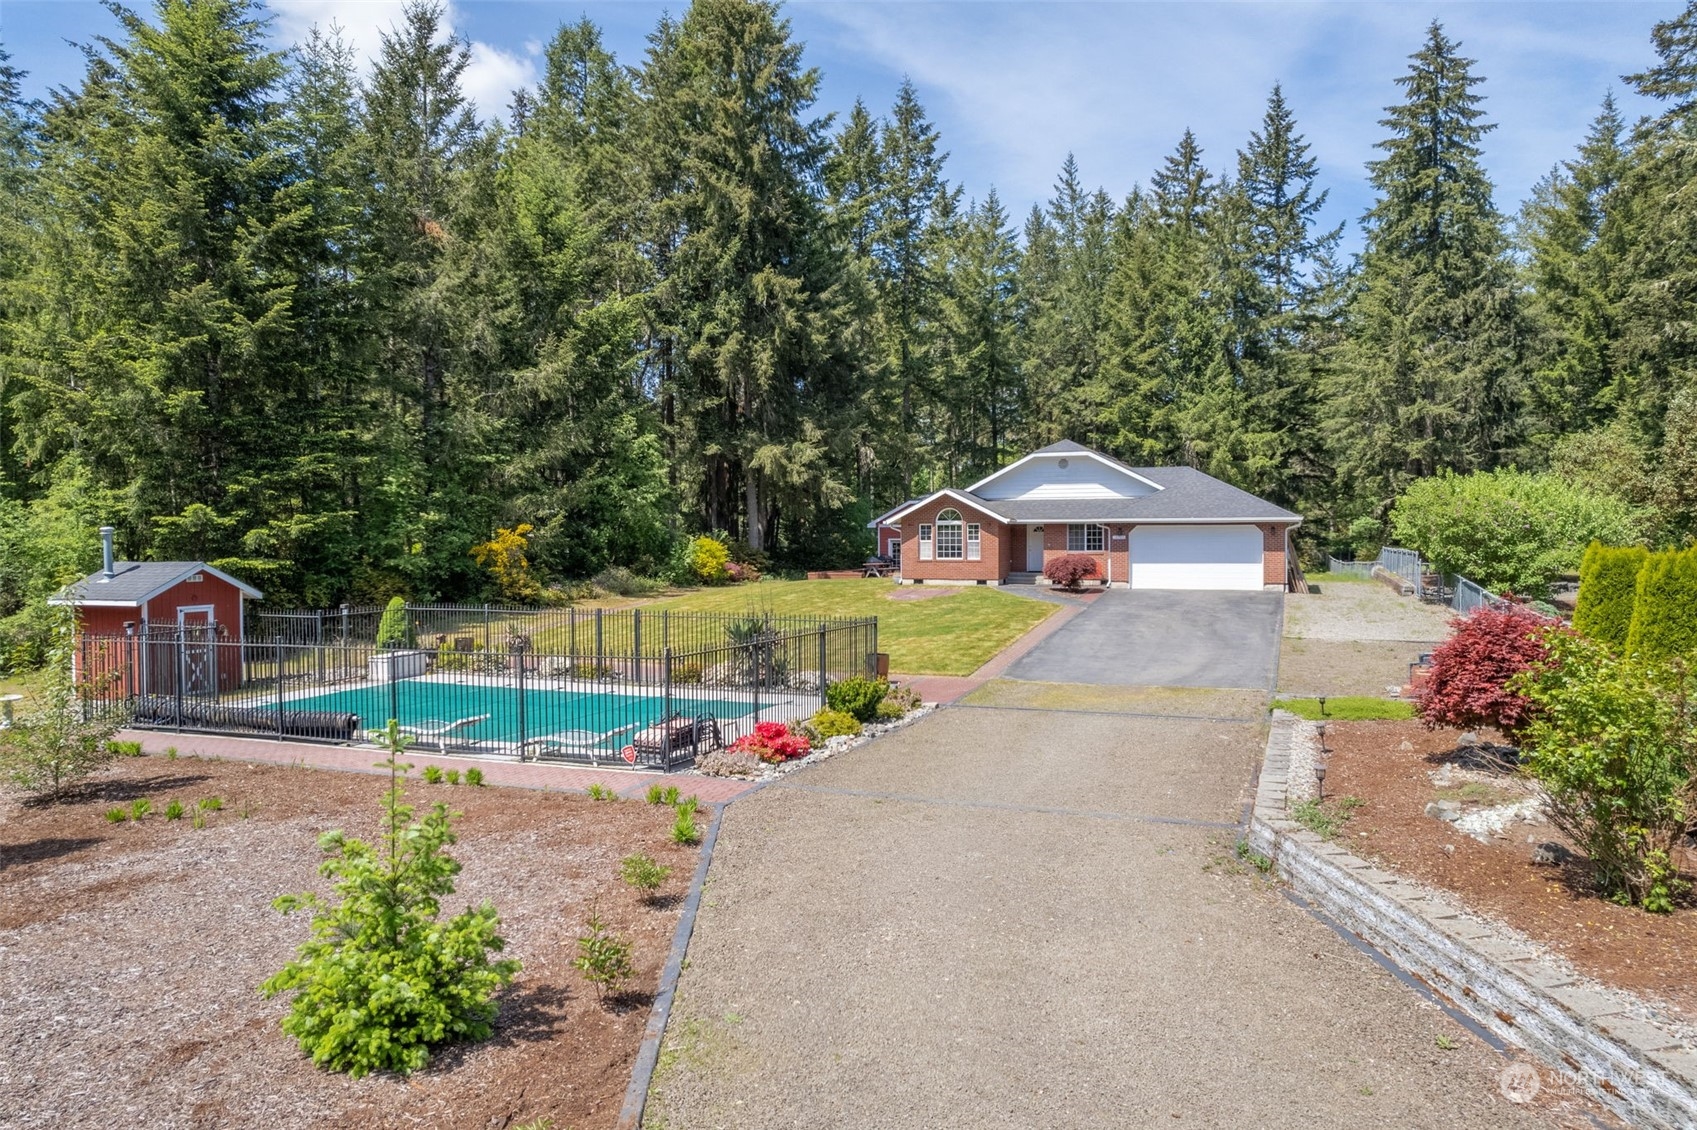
[881,442,1301,591]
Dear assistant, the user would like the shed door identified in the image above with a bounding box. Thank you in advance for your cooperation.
[1129,525,1262,591]
[177,606,218,697]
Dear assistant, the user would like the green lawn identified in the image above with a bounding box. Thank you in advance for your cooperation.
[1273,695,1415,721]
[621,579,1054,676]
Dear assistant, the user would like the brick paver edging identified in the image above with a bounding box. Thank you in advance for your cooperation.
[1247,712,1697,1129]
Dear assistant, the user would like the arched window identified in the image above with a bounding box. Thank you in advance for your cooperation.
[935,509,964,560]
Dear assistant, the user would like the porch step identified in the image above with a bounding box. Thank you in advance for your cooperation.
[1005,571,1043,585]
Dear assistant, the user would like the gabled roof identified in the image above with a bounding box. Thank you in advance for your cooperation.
[966,439,1164,496]
[880,489,1012,525]
[50,561,264,607]
[867,499,922,529]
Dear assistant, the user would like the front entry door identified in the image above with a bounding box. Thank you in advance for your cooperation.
[1027,526,1045,571]
[177,607,217,697]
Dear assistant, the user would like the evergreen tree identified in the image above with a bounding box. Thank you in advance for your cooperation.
[1519,93,1630,441]
[1325,22,1525,515]
[639,0,850,552]
[0,46,37,502]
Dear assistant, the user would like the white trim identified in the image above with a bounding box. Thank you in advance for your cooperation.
[1005,515,1303,526]
[882,489,1012,525]
[866,500,918,529]
[966,448,1165,496]
[176,604,216,626]
[918,523,934,561]
[966,523,981,562]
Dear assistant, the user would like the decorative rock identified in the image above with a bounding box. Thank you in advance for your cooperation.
[1398,739,1414,751]
[1531,842,1567,865]
[1442,843,1456,856]
[1425,799,1462,822]
[1432,764,1455,787]
[1457,731,1480,746]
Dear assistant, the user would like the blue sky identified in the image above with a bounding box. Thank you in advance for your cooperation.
[2,1,1684,252]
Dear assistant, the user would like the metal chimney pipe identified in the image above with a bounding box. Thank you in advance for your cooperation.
[100,526,116,580]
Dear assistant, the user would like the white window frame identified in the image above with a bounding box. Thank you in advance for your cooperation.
[935,508,965,560]
[966,522,981,561]
[1068,524,1105,553]
[918,523,934,561]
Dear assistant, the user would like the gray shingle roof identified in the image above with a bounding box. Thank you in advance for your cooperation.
[963,465,1299,524]
[51,562,262,606]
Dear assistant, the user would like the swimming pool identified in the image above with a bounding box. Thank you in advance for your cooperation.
[281,678,757,748]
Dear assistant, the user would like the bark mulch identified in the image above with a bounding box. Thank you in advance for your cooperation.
[0,754,700,1129]
[1322,720,1697,1022]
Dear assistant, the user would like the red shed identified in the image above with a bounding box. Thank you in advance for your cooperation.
[51,527,263,696]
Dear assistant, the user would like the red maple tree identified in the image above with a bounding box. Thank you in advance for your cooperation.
[1417,602,1558,740]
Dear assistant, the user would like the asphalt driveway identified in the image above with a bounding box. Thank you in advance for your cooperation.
[1003,589,1283,689]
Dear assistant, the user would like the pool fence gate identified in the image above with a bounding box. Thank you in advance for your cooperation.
[78,608,880,773]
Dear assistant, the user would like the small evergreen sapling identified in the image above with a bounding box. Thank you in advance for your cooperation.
[260,720,521,1077]
[573,913,634,1001]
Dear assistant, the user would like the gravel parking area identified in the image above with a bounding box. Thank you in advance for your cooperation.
[1286,583,1452,643]
[646,707,1582,1129]
[1278,637,1431,696]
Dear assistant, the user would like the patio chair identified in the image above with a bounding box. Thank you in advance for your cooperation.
[521,723,638,765]
[391,714,491,752]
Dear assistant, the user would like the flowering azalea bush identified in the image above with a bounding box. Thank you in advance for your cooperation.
[729,721,811,763]
[1417,602,1557,740]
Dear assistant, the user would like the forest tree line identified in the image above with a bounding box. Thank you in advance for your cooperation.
[4,0,1697,641]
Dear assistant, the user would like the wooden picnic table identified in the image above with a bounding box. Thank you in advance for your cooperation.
[863,560,896,578]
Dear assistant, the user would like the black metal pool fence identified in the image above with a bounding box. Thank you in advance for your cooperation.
[81,609,879,772]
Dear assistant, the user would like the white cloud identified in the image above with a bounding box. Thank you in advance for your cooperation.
[268,0,534,120]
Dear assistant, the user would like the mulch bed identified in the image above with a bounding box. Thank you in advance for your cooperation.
[0,755,700,1128]
[1323,720,1697,1021]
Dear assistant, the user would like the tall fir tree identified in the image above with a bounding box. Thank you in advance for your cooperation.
[1325,22,1525,516]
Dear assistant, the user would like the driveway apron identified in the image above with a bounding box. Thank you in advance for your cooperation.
[1003,590,1282,689]
[646,600,1567,1129]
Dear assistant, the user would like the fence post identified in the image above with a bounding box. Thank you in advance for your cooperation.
[595,607,604,674]
[633,608,642,684]
[569,606,577,677]
[315,609,325,684]
[174,629,185,730]
[662,646,673,770]
[388,636,400,729]
[483,603,491,653]
[124,625,135,708]
[751,633,761,726]
[275,635,285,737]
[818,624,828,709]
[516,641,527,754]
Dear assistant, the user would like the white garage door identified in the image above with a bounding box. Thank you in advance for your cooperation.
[1130,525,1264,590]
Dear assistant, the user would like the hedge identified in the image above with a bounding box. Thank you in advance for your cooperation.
[1572,542,1648,649]
[1625,547,1697,661]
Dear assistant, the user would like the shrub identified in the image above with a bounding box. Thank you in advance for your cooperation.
[825,676,888,723]
[164,799,185,821]
[422,765,443,784]
[104,805,127,823]
[1573,542,1648,649]
[724,560,760,584]
[573,914,634,1001]
[586,782,618,801]
[874,698,905,721]
[670,660,704,684]
[0,605,124,800]
[728,720,811,763]
[464,767,484,787]
[662,785,680,806]
[107,740,142,757]
[1389,470,1643,598]
[445,769,461,786]
[1043,553,1100,589]
[199,796,222,811]
[260,721,521,1077]
[1515,633,1696,911]
[619,853,672,901]
[375,596,413,650]
[1291,796,1362,841]
[1417,603,1556,740]
[688,536,732,585]
[805,708,862,740]
[1625,547,1697,662]
[470,524,543,603]
[130,798,151,821]
[644,783,664,805]
[671,806,701,845]
[593,566,664,597]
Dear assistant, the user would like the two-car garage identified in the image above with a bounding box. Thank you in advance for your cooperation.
[1128,524,1266,591]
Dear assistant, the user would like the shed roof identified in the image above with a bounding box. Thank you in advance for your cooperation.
[50,562,264,607]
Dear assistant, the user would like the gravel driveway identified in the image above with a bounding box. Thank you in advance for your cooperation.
[646,706,1568,1128]
[1285,582,1452,643]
